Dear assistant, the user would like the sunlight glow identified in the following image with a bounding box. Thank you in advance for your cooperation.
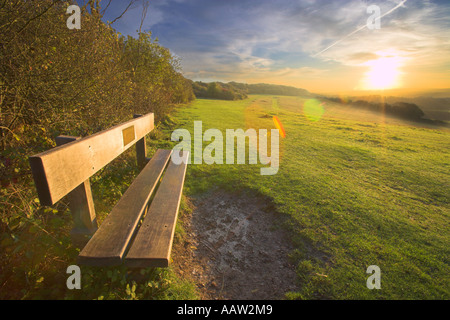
[360,54,404,90]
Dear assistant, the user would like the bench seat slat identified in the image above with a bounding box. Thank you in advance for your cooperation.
[77,149,172,266]
[125,151,189,268]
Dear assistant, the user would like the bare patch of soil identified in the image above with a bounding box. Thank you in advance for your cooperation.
[173,190,299,300]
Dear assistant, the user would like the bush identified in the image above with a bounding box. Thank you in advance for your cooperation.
[0,0,194,299]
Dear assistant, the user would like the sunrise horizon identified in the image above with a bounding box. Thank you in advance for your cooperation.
[98,0,450,97]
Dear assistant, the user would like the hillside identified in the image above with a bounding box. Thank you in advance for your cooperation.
[323,94,450,122]
[155,94,450,300]
[319,94,448,126]
[378,96,449,122]
[191,81,311,100]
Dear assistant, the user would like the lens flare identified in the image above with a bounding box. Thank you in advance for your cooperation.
[303,99,325,122]
[273,116,286,138]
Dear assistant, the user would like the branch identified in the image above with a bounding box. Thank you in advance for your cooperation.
[15,0,61,35]
[109,0,137,25]
[100,0,112,15]
[139,1,149,34]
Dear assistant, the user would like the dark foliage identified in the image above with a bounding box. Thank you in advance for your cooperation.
[324,97,426,121]
[0,0,194,299]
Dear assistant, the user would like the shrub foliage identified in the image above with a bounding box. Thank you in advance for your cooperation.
[0,0,194,299]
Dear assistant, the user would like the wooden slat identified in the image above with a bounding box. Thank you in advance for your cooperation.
[125,151,189,268]
[77,149,172,267]
[29,113,154,206]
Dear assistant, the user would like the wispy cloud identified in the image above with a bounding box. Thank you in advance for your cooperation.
[313,0,408,57]
[103,0,450,91]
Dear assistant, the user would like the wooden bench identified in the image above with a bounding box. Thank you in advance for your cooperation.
[28,113,189,268]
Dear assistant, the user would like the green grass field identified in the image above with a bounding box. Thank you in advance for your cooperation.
[153,94,449,300]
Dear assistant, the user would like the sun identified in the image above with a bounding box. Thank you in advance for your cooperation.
[360,55,404,90]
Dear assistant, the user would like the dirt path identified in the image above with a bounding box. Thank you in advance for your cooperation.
[173,190,299,300]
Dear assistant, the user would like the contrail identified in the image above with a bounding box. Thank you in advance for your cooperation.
[313,0,408,57]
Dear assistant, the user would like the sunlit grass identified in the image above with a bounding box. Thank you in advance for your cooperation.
[153,95,450,300]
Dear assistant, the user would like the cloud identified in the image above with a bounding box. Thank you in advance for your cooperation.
[313,0,450,66]
[348,52,381,63]
[105,0,450,90]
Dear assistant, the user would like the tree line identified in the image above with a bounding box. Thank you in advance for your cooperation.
[192,81,311,100]
[323,96,427,121]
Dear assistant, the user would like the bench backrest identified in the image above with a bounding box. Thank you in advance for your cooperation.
[29,113,154,206]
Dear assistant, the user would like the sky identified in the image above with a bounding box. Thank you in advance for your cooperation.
[94,0,450,94]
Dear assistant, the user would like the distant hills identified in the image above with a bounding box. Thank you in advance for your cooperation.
[189,80,449,125]
[320,94,449,123]
[319,88,450,99]
[346,95,450,122]
[317,89,450,122]
[319,94,449,126]
[191,81,311,100]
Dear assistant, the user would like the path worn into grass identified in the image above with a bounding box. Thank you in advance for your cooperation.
[173,190,299,300]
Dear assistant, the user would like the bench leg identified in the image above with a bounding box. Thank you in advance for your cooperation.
[56,136,98,247]
[67,180,98,246]
[133,114,150,169]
